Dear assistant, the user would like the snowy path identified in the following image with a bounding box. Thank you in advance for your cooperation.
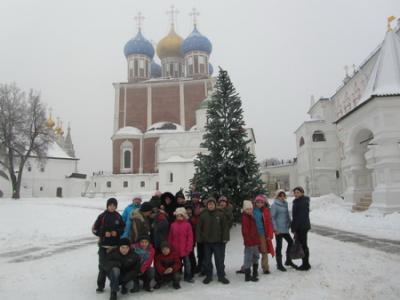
[311,225,400,255]
[1,198,400,299]
[1,227,400,300]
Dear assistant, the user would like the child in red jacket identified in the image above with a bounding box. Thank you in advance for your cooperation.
[241,200,260,282]
[154,241,182,290]
[168,207,194,283]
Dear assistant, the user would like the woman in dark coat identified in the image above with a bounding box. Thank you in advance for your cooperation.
[291,186,311,271]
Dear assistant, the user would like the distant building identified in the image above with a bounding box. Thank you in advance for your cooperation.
[0,120,87,198]
[262,18,400,213]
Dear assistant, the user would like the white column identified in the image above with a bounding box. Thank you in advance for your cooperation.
[124,86,127,127]
[147,85,152,130]
[369,137,400,213]
[113,84,120,133]
[179,82,185,129]
[139,137,143,174]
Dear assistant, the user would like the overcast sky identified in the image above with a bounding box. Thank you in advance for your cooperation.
[0,0,399,174]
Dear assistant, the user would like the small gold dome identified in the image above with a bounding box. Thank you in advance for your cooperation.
[156,26,184,59]
[46,117,55,128]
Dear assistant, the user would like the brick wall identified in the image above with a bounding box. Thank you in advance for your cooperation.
[152,85,180,125]
[184,81,206,129]
[143,137,158,173]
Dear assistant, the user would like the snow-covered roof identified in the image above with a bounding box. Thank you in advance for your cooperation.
[43,142,75,160]
[146,122,184,133]
[360,29,400,103]
[159,155,194,163]
[114,126,143,136]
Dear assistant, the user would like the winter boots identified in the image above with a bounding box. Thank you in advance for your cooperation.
[276,256,287,272]
[203,276,212,284]
[244,267,259,282]
[297,257,311,271]
[218,277,230,284]
[121,286,128,295]
[109,291,117,300]
[252,264,259,281]
[284,257,298,269]
[129,280,140,293]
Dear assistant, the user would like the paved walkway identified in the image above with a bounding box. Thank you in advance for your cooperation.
[311,224,400,255]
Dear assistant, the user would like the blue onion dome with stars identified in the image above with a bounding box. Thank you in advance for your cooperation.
[124,29,155,59]
[182,26,212,56]
[151,60,162,78]
[208,63,213,75]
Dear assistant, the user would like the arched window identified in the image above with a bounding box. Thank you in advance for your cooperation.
[312,130,326,142]
[299,136,305,147]
[120,141,133,173]
[124,150,131,169]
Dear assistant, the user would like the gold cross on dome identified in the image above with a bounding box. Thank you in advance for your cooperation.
[167,5,179,26]
[189,7,200,26]
[134,12,145,30]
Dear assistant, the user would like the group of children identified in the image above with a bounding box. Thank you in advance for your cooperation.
[92,189,303,300]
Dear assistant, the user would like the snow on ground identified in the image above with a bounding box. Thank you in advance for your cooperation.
[0,197,400,300]
[305,194,400,241]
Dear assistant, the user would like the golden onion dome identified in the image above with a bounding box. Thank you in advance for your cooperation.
[156,26,184,59]
[46,117,55,128]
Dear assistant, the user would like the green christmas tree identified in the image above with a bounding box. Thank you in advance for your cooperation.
[191,67,266,217]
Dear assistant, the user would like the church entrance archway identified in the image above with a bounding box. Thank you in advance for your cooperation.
[348,128,374,211]
[56,187,63,198]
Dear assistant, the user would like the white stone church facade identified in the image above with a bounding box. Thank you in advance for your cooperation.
[262,19,400,213]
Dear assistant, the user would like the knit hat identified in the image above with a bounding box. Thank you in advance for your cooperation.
[160,241,170,250]
[218,195,228,203]
[133,194,142,201]
[242,200,253,210]
[119,238,131,247]
[255,194,266,203]
[174,207,189,219]
[106,197,118,208]
[206,197,217,205]
[140,202,153,212]
[138,235,151,243]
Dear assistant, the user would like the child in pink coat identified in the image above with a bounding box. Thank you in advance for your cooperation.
[168,207,194,283]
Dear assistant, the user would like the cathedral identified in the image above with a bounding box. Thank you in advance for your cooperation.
[88,8,256,196]
[262,17,400,213]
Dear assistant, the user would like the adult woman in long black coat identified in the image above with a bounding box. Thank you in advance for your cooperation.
[291,186,311,271]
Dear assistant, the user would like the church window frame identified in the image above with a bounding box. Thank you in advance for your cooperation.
[312,130,326,142]
[199,55,205,74]
[139,59,145,77]
[120,140,133,173]
[299,136,305,147]
[188,56,194,76]
[194,56,199,74]
[134,59,139,76]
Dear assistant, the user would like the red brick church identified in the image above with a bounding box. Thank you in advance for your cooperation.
[112,8,215,175]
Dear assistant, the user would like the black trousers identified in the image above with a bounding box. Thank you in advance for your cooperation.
[204,242,225,279]
[296,230,310,264]
[196,242,205,272]
[97,247,107,289]
[120,270,139,286]
[155,272,181,284]
[139,267,155,287]
[275,233,294,258]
